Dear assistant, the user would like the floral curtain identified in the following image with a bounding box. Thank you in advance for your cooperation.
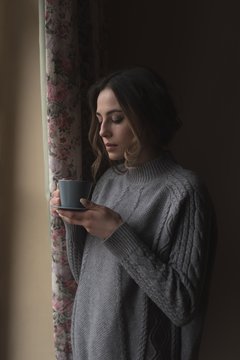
[39,0,107,358]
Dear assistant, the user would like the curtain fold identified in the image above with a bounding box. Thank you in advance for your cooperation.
[39,1,107,358]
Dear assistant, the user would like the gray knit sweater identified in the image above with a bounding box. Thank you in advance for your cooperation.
[65,151,216,360]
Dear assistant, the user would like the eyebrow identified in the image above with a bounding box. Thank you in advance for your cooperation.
[96,109,123,116]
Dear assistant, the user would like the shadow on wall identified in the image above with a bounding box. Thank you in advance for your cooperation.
[0,1,29,359]
[104,0,240,359]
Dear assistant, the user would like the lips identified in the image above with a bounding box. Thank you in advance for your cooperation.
[105,143,117,147]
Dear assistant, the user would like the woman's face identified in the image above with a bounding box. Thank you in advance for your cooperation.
[96,88,135,161]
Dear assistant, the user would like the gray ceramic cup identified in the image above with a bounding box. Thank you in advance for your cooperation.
[58,179,93,209]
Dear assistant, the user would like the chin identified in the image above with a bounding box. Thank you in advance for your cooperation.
[108,153,124,161]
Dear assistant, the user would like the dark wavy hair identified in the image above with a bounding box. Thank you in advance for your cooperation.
[88,67,181,180]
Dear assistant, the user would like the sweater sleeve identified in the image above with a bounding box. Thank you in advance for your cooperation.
[65,223,87,283]
[63,174,108,283]
[103,183,216,326]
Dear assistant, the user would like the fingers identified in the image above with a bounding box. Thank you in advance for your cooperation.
[57,205,123,240]
[80,198,100,209]
[52,189,60,198]
[50,189,61,216]
[57,209,87,225]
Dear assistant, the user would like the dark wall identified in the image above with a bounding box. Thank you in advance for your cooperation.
[105,1,240,359]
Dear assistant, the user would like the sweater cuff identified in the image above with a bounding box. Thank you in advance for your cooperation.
[104,222,140,259]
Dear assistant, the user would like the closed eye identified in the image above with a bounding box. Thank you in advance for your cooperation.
[96,110,124,124]
[111,115,124,124]
[95,112,124,125]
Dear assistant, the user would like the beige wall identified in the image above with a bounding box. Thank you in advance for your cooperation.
[0,1,54,359]
[105,0,240,359]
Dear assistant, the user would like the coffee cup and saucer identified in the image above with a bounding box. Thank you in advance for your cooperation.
[55,179,93,211]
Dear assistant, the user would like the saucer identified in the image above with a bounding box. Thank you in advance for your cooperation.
[55,206,87,211]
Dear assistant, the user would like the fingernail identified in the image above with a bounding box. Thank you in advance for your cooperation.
[80,198,88,204]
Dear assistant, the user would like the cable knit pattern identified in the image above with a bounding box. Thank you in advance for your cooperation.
[65,151,216,360]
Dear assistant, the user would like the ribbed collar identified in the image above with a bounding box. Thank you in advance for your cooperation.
[125,150,178,184]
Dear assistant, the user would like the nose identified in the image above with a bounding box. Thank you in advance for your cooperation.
[99,120,112,138]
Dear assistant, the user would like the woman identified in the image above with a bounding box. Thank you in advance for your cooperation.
[51,67,216,360]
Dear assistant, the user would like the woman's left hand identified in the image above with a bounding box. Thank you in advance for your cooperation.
[57,199,123,240]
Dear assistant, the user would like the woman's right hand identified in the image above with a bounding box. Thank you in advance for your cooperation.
[50,188,61,216]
